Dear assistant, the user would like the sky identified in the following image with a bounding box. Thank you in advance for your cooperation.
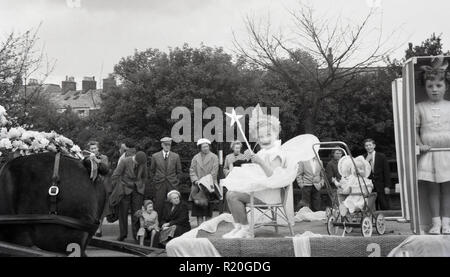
[1,0,449,87]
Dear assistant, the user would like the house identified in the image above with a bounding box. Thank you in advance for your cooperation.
[22,75,116,118]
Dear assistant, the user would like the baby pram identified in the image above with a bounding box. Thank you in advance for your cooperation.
[314,142,386,237]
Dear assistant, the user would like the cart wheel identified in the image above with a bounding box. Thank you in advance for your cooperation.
[327,216,340,236]
[375,213,386,235]
[361,216,373,237]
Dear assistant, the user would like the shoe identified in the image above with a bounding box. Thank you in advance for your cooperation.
[428,217,441,235]
[222,224,241,239]
[117,236,126,241]
[442,217,450,235]
[232,225,253,239]
[95,232,102,238]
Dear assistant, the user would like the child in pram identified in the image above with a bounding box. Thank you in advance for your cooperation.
[336,156,374,216]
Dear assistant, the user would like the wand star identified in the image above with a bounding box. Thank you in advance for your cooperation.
[225,109,243,127]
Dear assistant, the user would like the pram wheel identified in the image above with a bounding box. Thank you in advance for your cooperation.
[325,207,331,218]
[360,216,373,237]
[327,215,341,236]
[375,213,386,235]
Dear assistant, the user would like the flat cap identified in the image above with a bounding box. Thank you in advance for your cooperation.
[160,137,173,143]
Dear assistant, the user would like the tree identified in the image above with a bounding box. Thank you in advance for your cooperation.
[99,44,263,158]
[0,24,56,128]
[405,33,450,59]
[234,3,398,133]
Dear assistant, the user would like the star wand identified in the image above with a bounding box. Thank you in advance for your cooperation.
[225,109,253,154]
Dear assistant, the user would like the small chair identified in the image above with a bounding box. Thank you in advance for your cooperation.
[246,184,295,238]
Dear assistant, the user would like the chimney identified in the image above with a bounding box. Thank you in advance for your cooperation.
[62,76,76,93]
[102,74,116,92]
[82,76,96,92]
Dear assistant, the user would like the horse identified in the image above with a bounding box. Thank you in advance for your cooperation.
[0,152,107,256]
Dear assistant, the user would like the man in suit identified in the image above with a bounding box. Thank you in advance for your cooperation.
[149,137,183,218]
[111,151,148,241]
[363,138,391,210]
[296,156,325,212]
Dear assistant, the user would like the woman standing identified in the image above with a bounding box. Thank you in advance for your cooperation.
[325,149,344,207]
[223,140,246,177]
[189,138,219,226]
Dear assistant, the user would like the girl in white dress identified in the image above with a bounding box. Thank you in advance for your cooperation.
[222,107,285,239]
[415,56,450,234]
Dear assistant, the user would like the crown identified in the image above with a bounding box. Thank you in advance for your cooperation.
[248,104,280,139]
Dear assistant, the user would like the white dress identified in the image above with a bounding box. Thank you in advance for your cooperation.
[340,175,373,213]
[223,140,295,205]
[415,100,450,183]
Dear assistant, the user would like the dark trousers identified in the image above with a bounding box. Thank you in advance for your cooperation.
[374,186,390,210]
[299,185,321,212]
[118,190,144,240]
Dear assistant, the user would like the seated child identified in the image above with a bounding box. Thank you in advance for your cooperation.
[135,200,159,246]
[336,156,373,216]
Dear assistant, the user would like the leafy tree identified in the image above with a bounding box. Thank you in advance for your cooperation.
[405,33,450,59]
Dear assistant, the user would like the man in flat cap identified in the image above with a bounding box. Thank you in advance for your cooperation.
[149,137,183,218]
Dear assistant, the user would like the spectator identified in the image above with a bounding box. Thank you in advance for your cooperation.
[363,138,391,210]
[189,138,219,226]
[159,190,191,245]
[325,149,344,207]
[135,200,159,247]
[85,141,110,238]
[296,156,325,212]
[111,151,148,242]
[149,137,182,218]
[117,139,136,166]
[223,140,246,177]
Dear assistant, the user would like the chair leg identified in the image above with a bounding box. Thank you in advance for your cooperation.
[250,195,255,238]
[272,208,278,234]
[282,205,294,236]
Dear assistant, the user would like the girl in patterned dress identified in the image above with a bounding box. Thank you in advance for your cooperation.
[415,56,450,234]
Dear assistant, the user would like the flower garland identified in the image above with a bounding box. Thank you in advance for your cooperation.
[0,105,83,159]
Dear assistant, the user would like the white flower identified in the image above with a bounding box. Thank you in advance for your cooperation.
[0,138,12,149]
[0,115,8,126]
[47,143,57,152]
[55,135,74,147]
[21,130,40,141]
[0,128,7,139]
[42,131,57,140]
[38,137,50,147]
[8,127,25,139]
[0,105,6,116]
[71,145,81,153]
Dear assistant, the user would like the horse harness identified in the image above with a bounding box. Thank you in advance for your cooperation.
[0,152,99,236]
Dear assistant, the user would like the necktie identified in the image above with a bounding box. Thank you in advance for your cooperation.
[367,153,374,172]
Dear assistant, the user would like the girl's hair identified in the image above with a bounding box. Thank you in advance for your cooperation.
[230,140,242,150]
[331,149,344,157]
[144,200,153,209]
[420,56,450,86]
